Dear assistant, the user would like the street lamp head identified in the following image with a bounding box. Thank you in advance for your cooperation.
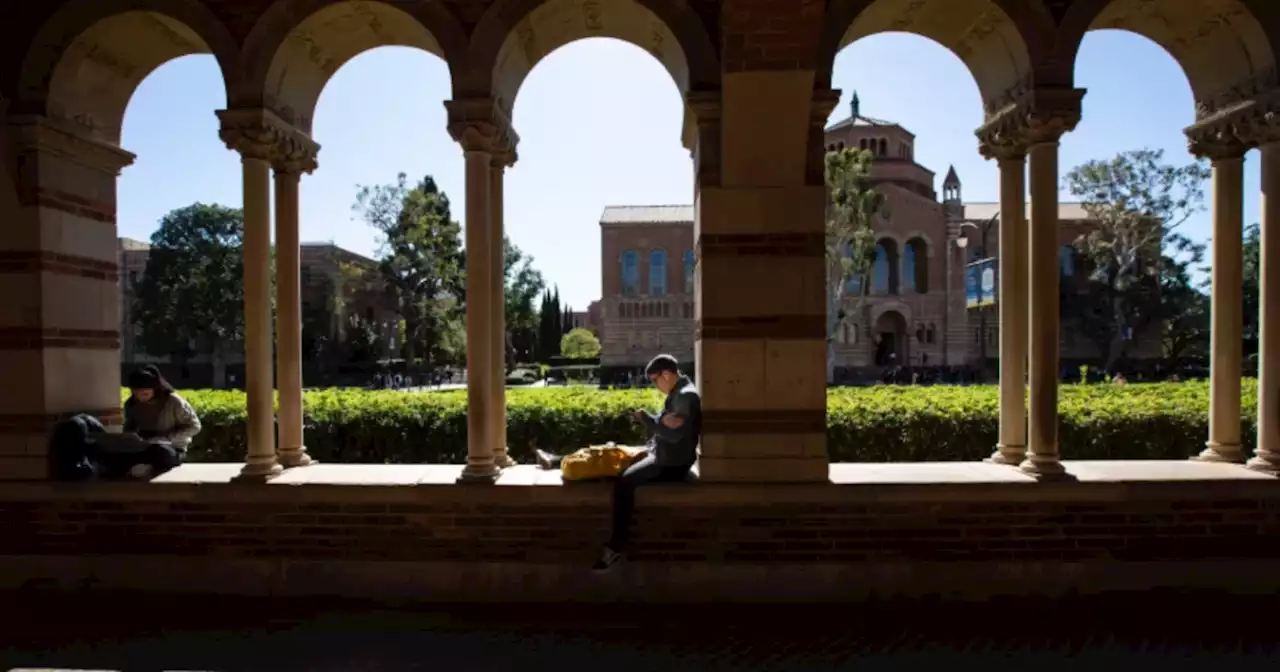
[954,237,969,249]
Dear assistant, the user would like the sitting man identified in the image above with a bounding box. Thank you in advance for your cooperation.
[537,354,702,572]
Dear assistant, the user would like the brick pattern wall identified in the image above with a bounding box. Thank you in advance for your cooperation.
[4,492,1277,564]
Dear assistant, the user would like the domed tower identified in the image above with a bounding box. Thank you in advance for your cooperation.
[942,165,963,219]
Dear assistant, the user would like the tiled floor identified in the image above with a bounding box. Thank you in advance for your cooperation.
[148,459,1275,487]
[4,591,1278,670]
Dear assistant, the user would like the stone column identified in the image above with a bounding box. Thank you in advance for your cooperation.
[1022,138,1068,478]
[218,109,283,481]
[490,144,516,469]
[1190,129,1248,463]
[693,83,832,483]
[986,154,1028,465]
[272,139,319,469]
[976,90,1080,479]
[448,103,504,483]
[1251,139,1280,473]
[0,115,135,480]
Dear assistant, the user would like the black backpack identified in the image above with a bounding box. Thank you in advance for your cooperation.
[47,413,106,481]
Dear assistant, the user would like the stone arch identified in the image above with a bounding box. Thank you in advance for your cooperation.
[818,0,1048,117]
[17,0,242,145]
[1055,0,1278,107]
[466,0,721,116]
[240,0,470,134]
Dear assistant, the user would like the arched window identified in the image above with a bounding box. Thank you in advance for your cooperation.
[683,249,695,292]
[903,244,917,293]
[878,138,887,156]
[1060,246,1076,277]
[905,238,928,293]
[926,324,936,344]
[859,138,867,151]
[621,250,639,296]
[872,240,899,294]
[649,249,667,296]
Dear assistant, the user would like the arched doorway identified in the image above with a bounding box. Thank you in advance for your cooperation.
[874,310,907,366]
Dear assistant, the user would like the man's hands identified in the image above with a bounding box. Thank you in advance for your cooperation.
[661,414,684,429]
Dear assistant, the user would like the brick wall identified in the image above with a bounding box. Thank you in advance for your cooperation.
[2,480,1278,601]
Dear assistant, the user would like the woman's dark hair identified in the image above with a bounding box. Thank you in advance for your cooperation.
[127,365,175,396]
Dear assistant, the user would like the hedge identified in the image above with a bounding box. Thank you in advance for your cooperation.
[126,381,1260,464]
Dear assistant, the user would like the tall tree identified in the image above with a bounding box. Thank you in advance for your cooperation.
[503,236,546,365]
[354,173,466,366]
[132,203,245,388]
[824,147,884,383]
[1063,148,1210,369]
[1160,255,1210,366]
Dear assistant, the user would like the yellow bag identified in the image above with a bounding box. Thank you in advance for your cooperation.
[560,442,646,481]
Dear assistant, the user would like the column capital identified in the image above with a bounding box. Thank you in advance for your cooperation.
[809,88,841,127]
[446,97,518,161]
[216,108,319,174]
[685,89,723,188]
[8,114,136,175]
[976,87,1083,160]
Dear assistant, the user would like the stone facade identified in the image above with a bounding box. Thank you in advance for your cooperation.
[600,102,1159,372]
[598,206,698,369]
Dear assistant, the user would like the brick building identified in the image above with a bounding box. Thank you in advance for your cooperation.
[119,238,396,387]
[598,99,1160,375]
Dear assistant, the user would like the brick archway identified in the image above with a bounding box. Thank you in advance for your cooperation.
[816,0,1046,117]
[1053,0,1277,107]
[238,0,470,134]
[16,0,241,144]
[463,0,720,115]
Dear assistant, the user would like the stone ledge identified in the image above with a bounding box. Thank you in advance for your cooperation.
[5,555,1280,603]
[0,460,1275,506]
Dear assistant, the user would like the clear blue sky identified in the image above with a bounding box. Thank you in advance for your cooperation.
[119,30,1255,310]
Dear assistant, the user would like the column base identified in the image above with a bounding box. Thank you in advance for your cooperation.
[493,451,516,469]
[1017,455,1074,481]
[456,463,501,484]
[279,449,314,468]
[1194,442,1246,464]
[984,444,1025,466]
[232,460,282,483]
[1246,453,1280,475]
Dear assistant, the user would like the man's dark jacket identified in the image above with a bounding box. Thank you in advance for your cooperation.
[639,376,702,467]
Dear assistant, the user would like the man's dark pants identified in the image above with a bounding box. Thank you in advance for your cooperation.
[608,452,692,551]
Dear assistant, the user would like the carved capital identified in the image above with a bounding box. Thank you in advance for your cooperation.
[216,108,320,173]
[976,87,1083,160]
[686,90,722,188]
[8,114,136,175]
[446,97,518,160]
[810,88,841,127]
[1185,120,1250,161]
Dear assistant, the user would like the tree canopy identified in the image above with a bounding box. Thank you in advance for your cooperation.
[131,203,246,388]
[824,146,885,381]
[1063,148,1209,369]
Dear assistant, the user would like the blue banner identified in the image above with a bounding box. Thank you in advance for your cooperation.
[965,258,998,308]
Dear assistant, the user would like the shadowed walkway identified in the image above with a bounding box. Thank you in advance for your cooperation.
[3,590,1278,670]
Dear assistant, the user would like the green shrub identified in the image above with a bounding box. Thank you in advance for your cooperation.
[126,381,1258,464]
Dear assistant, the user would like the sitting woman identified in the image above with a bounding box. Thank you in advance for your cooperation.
[112,366,201,479]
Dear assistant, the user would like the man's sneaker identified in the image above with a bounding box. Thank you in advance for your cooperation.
[592,546,623,573]
[535,449,558,470]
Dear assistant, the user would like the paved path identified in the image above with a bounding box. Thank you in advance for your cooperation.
[4,591,1277,670]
